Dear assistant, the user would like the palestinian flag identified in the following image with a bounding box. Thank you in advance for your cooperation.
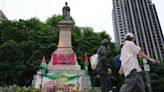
[40,56,47,76]
[84,53,89,75]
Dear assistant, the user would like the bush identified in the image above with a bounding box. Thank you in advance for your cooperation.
[0,85,41,92]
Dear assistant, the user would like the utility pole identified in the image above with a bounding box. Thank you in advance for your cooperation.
[143,58,153,92]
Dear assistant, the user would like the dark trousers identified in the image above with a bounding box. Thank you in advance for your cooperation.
[119,69,145,92]
[100,75,112,92]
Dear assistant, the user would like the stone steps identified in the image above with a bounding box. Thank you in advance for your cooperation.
[82,75,91,89]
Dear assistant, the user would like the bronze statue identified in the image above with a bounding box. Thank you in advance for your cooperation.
[62,2,70,21]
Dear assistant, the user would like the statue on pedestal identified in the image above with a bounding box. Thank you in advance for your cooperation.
[32,2,91,91]
[62,2,70,21]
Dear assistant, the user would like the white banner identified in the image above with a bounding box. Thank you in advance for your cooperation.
[41,72,82,92]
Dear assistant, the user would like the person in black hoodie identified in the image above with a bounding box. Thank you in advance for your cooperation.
[96,39,112,92]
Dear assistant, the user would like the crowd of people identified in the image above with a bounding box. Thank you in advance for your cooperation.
[96,33,156,92]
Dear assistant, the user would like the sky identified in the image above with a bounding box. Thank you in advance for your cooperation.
[0,0,164,42]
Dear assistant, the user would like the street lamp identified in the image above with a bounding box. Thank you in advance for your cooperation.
[143,58,153,92]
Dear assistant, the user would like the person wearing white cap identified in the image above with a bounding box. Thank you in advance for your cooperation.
[119,32,156,92]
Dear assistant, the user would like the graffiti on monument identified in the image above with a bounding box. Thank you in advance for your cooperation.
[42,72,82,92]
[52,52,76,65]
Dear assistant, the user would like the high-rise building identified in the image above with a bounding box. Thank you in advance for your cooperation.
[112,0,164,60]
[0,10,7,20]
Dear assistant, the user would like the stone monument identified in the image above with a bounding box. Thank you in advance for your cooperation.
[32,2,91,91]
[47,2,80,70]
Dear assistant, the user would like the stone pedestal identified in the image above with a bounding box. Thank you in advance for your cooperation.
[32,20,91,91]
[47,65,81,72]
[82,75,92,89]
[58,21,74,48]
[51,20,78,65]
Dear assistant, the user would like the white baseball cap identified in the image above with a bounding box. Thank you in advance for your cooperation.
[125,32,134,39]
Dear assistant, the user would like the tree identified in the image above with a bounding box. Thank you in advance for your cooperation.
[150,62,164,92]
[0,16,60,86]
[0,16,120,86]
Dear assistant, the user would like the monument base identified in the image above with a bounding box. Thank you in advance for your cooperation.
[32,64,91,91]
[47,65,81,72]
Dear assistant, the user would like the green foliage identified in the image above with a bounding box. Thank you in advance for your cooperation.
[46,15,61,29]
[149,63,164,92]
[0,85,41,92]
[0,15,163,92]
[0,15,119,87]
[0,86,100,92]
[0,14,122,89]
[0,16,60,86]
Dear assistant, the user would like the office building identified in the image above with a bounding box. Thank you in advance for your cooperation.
[0,10,7,20]
[112,0,164,60]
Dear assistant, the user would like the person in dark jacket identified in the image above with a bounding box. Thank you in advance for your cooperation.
[115,44,123,73]
[96,39,112,92]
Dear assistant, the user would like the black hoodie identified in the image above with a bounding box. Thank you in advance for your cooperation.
[96,39,111,76]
